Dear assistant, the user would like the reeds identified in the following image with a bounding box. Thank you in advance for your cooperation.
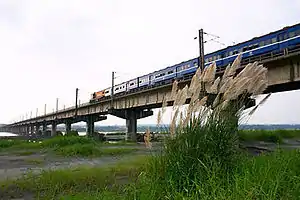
[156,53,269,137]
[146,55,271,197]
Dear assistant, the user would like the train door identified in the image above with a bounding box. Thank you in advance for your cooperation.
[149,75,153,86]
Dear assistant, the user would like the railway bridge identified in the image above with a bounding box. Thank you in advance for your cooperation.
[1,48,300,141]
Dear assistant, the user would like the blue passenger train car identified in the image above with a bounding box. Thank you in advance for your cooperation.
[204,23,300,69]
[90,23,300,102]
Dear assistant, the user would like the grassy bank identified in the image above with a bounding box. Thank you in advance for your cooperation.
[0,149,299,199]
[0,155,149,199]
[239,129,300,143]
[0,136,139,157]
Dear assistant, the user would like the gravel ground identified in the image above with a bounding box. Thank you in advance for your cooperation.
[0,144,157,181]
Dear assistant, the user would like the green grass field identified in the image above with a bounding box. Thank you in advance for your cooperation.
[0,149,299,200]
[0,136,139,157]
[239,129,300,143]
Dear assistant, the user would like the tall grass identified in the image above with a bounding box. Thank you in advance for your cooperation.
[133,54,273,198]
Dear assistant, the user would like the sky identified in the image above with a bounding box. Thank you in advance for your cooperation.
[0,0,300,126]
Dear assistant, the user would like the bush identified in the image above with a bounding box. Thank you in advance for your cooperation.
[0,139,22,149]
[56,143,100,157]
[65,130,79,137]
[56,131,63,136]
[41,136,94,148]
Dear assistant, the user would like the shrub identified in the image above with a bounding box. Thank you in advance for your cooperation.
[65,130,79,137]
[41,136,94,148]
[56,131,63,136]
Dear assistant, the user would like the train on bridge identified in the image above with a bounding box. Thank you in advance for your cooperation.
[90,22,300,103]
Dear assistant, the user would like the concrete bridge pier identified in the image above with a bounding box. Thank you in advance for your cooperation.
[35,124,40,135]
[86,115,95,137]
[126,112,137,140]
[65,121,72,133]
[42,123,47,136]
[109,109,153,141]
[30,124,35,135]
[19,126,24,135]
[21,126,26,135]
[84,115,107,137]
[16,126,21,134]
[26,125,30,135]
[51,121,57,136]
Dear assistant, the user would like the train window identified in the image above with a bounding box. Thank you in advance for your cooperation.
[217,55,221,59]
[271,38,277,43]
[213,55,216,60]
[209,57,212,62]
[284,33,288,40]
[205,58,208,63]
[168,70,173,74]
[289,32,295,38]
[260,41,264,46]
[182,65,189,70]
[279,35,283,41]
[243,46,248,51]
[265,39,271,45]
[130,83,134,86]
[254,43,259,48]
[229,51,233,56]
[296,30,300,36]
[193,62,197,66]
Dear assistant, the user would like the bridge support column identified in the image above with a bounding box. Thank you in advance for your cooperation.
[35,124,40,135]
[65,121,72,133]
[126,113,137,141]
[26,126,30,135]
[30,124,35,135]
[42,124,47,136]
[82,115,107,137]
[86,116,95,137]
[51,121,57,136]
[108,109,153,141]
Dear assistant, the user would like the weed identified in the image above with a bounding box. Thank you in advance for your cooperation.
[25,158,45,165]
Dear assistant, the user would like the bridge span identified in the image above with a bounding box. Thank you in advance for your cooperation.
[1,48,300,140]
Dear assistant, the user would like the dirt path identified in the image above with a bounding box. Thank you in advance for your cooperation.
[0,144,157,181]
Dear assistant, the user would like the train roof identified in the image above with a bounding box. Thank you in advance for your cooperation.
[205,22,300,56]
